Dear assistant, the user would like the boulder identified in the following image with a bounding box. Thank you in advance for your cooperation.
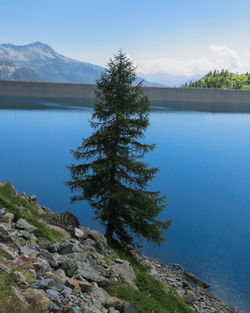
[16,218,37,233]
[105,297,123,309]
[48,241,60,253]
[77,266,109,287]
[46,289,61,304]
[0,242,18,259]
[49,278,65,292]
[22,288,51,309]
[18,230,32,240]
[59,242,78,254]
[182,292,195,304]
[74,227,86,239]
[29,195,37,202]
[49,301,60,311]
[184,271,210,289]
[38,252,58,268]
[37,237,51,250]
[120,302,138,313]
[62,259,78,277]
[88,230,108,253]
[54,269,67,284]
[30,279,49,290]
[0,208,6,218]
[109,260,137,289]
[20,246,38,258]
[66,277,92,292]
[0,224,12,243]
[0,212,14,224]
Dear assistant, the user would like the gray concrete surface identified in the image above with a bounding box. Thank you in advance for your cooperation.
[1,80,250,112]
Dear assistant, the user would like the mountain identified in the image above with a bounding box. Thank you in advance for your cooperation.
[0,42,162,86]
[138,71,203,87]
[0,58,42,81]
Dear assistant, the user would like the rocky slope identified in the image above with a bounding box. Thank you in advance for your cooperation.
[0,182,239,313]
[0,58,42,81]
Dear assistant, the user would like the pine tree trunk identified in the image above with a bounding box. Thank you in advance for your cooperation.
[105,222,114,241]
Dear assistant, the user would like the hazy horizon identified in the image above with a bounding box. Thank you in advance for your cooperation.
[1,0,250,83]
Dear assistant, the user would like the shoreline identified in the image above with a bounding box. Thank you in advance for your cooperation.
[0,181,240,313]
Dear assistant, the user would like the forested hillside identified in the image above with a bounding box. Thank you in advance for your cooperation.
[184,70,250,90]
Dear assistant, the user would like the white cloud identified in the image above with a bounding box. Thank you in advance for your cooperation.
[136,44,250,76]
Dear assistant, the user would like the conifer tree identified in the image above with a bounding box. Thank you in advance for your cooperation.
[66,51,171,246]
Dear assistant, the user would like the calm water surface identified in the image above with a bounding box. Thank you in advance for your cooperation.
[0,98,249,312]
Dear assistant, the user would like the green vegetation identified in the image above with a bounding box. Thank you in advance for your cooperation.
[67,51,171,247]
[0,182,64,242]
[184,69,250,90]
[106,242,196,313]
[0,271,42,313]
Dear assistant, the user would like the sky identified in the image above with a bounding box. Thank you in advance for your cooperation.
[1,0,250,78]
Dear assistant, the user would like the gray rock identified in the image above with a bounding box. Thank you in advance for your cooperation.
[59,242,75,254]
[72,307,85,313]
[114,258,125,264]
[121,302,138,313]
[16,218,37,233]
[82,238,97,249]
[184,271,210,289]
[0,212,14,224]
[48,242,60,253]
[16,237,27,247]
[62,259,78,277]
[37,237,51,250]
[61,286,72,297]
[46,289,61,304]
[18,230,32,240]
[74,227,86,240]
[29,195,37,202]
[0,225,12,243]
[0,208,6,218]
[49,301,60,311]
[88,230,108,253]
[20,246,38,257]
[38,252,58,268]
[77,266,109,287]
[110,260,137,289]
[173,264,184,271]
[48,278,65,292]
[30,279,49,290]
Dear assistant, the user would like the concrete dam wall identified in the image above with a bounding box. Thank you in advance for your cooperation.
[1,80,250,112]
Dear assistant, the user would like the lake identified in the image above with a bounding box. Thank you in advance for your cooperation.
[0,97,249,312]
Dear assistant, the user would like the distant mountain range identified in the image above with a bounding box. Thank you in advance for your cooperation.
[0,42,164,86]
[138,71,203,87]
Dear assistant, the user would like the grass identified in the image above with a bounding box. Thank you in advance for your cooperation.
[105,241,197,313]
[0,270,43,313]
[0,182,65,242]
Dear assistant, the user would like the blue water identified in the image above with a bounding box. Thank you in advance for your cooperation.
[0,98,249,312]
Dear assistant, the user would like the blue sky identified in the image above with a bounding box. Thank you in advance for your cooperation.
[1,0,250,77]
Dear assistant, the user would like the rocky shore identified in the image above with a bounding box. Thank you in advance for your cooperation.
[0,182,239,313]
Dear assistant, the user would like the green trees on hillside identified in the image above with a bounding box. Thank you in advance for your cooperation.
[184,70,250,90]
[66,51,171,247]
